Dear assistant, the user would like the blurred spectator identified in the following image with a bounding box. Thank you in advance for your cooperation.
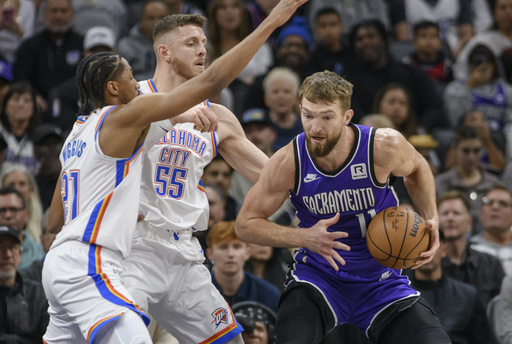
[0,82,40,175]
[0,59,12,103]
[358,113,396,129]
[0,0,36,63]
[19,210,56,282]
[408,134,441,175]
[263,67,302,151]
[444,110,507,174]
[71,0,127,38]
[372,82,420,138]
[117,0,168,81]
[305,0,389,34]
[303,7,350,77]
[32,124,63,210]
[470,184,512,275]
[206,0,273,115]
[232,301,277,344]
[344,19,445,130]
[388,0,487,57]
[241,16,310,113]
[438,190,505,307]
[245,244,292,293]
[202,155,241,221]
[246,0,280,44]
[0,225,49,343]
[435,126,503,234]
[206,220,281,312]
[454,0,512,82]
[164,0,204,15]
[444,44,512,137]
[492,274,512,343]
[0,187,44,270]
[13,0,83,105]
[403,20,454,95]
[228,109,296,226]
[47,26,115,133]
[0,164,43,245]
[405,229,498,344]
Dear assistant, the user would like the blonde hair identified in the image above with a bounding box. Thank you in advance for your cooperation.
[263,67,300,94]
[299,71,353,112]
[0,164,43,243]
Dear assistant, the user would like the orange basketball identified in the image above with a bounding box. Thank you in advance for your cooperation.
[366,206,430,269]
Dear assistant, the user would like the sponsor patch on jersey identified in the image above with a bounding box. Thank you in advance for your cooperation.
[351,163,367,180]
[211,307,229,329]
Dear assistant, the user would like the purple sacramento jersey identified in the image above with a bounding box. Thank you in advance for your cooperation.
[288,124,419,335]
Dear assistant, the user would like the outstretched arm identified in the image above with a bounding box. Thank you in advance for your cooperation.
[235,144,349,270]
[374,128,439,268]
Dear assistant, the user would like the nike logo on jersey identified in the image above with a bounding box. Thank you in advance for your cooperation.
[159,126,169,133]
[379,270,391,281]
[303,173,321,183]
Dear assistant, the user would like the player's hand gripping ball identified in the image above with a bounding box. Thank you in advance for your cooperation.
[366,206,430,269]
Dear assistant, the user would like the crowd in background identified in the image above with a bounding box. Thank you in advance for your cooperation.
[1,0,512,343]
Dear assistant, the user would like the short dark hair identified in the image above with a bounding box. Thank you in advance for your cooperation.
[349,19,388,51]
[413,20,440,37]
[437,190,471,213]
[315,7,341,23]
[451,126,481,146]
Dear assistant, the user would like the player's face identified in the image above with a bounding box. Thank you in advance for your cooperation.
[209,239,249,274]
[242,321,269,344]
[0,236,21,284]
[378,88,409,127]
[301,98,345,158]
[169,25,208,80]
[454,138,483,172]
[479,189,512,233]
[438,199,472,240]
[115,59,140,104]
[264,79,298,115]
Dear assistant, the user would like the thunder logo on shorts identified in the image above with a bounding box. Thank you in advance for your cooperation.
[211,307,229,329]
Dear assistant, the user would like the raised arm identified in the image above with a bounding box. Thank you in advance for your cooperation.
[235,144,348,270]
[373,128,439,268]
[214,104,268,184]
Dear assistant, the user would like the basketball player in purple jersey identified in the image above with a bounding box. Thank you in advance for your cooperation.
[236,71,451,344]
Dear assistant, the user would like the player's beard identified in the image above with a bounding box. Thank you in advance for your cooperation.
[306,130,341,158]
[171,57,201,81]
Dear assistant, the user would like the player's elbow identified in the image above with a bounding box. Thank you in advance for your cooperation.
[235,215,250,241]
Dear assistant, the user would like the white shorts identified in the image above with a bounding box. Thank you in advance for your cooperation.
[122,221,243,343]
[42,241,149,343]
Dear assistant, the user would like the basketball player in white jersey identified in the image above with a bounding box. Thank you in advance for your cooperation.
[119,13,277,344]
[41,0,307,342]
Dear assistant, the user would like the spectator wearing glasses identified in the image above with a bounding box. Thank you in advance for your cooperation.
[0,224,49,343]
[0,187,44,270]
[435,126,503,235]
[470,184,512,275]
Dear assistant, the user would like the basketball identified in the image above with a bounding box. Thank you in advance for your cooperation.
[366,206,430,269]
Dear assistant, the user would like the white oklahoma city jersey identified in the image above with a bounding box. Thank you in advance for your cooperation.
[51,106,144,257]
[138,79,218,232]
